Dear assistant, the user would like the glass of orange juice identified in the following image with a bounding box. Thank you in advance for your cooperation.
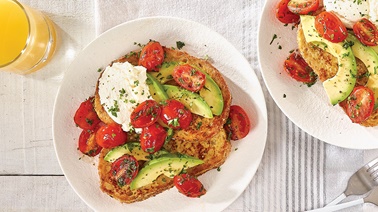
[0,0,57,75]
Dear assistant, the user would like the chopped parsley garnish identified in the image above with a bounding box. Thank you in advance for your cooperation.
[176,41,185,50]
[108,100,120,117]
[270,34,278,45]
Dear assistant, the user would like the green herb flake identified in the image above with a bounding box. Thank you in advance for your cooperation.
[270,34,278,45]
[176,41,185,50]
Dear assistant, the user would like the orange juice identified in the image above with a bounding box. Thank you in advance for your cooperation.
[0,0,57,74]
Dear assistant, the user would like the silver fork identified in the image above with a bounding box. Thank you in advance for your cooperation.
[308,186,378,212]
[326,157,378,206]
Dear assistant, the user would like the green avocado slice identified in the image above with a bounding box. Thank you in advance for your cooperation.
[163,84,213,118]
[346,34,378,108]
[130,154,203,190]
[301,15,357,105]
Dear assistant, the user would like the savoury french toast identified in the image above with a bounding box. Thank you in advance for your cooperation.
[94,47,232,140]
[98,129,231,203]
[297,26,378,127]
[94,45,232,203]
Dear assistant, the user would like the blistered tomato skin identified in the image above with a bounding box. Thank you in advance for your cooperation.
[315,11,348,43]
[224,105,251,140]
[78,128,102,157]
[287,0,319,15]
[353,18,378,46]
[74,97,101,130]
[339,86,375,123]
[130,100,161,128]
[95,124,128,149]
[173,174,206,198]
[140,123,167,153]
[172,64,206,92]
[284,51,317,85]
[111,155,139,187]
[138,41,165,72]
[160,99,192,130]
[276,0,300,24]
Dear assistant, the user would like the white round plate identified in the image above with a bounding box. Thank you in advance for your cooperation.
[53,17,267,211]
[258,0,378,149]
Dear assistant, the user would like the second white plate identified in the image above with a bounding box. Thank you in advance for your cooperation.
[258,0,378,149]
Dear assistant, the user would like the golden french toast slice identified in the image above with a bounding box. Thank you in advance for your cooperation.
[95,45,233,203]
[98,129,231,203]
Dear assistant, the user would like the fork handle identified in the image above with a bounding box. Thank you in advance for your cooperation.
[326,193,346,206]
[307,198,364,212]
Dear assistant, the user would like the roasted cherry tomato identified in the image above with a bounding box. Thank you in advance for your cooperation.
[173,174,206,198]
[160,99,193,130]
[111,155,139,187]
[287,0,319,15]
[315,11,348,43]
[339,86,375,123]
[353,18,378,46]
[95,124,127,149]
[138,41,165,71]
[276,0,300,24]
[74,97,101,130]
[130,100,161,128]
[284,51,317,84]
[78,129,102,156]
[140,123,167,153]
[224,105,251,140]
[172,64,206,92]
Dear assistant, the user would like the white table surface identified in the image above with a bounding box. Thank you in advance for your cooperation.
[2,0,378,211]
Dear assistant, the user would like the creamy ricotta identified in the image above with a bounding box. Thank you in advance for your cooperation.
[323,0,370,28]
[98,62,152,132]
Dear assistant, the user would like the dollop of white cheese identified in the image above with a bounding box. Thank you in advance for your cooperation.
[323,0,370,28]
[98,62,152,132]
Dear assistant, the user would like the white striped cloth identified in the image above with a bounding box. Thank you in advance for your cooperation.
[94,0,378,211]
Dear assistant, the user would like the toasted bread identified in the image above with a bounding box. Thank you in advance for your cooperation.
[297,26,378,127]
[95,45,232,203]
[98,129,231,203]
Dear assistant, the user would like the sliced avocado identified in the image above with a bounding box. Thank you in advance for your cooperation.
[199,72,224,115]
[301,15,357,105]
[151,62,224,115]
[146,73,169,103]
[150,61,179,84]
[347,34,378,107]
[372,45,378,55]
[104,142,150,162]
[129,154,203,190]
[163,84,213,118]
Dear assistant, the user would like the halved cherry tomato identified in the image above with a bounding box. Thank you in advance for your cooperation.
[315,11,348,43]
[140,123,167,153]
[111,155,139,187]
[78,129,102,156]
[339,86,375,123]
[138,41,165,71]
[160,99,192,130]
[224,105,251,140]
[172,64,206,92]
[287,0,319,15]
[74,97,101,130]
[173,173,206,198]
[353,18,378,46]
[130,100,161,128]
[284,51,317,84]
[95,124,127,149]
[276,0,300,24]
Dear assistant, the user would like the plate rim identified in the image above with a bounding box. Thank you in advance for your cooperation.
[257,0,378,149]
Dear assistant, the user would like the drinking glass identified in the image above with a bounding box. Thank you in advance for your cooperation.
[0,0,57,74]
